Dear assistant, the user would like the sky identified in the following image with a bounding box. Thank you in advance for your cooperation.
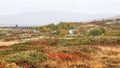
[0,0,120,15]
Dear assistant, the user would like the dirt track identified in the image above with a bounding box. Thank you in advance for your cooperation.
[0,41,19,46]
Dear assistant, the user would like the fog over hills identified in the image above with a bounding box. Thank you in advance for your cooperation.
[0,11,118,26]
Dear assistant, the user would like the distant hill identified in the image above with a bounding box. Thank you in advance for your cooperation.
[113,15,120,19]
[74,18,120,30]
[59,18,120,31]
[0,11,118,26]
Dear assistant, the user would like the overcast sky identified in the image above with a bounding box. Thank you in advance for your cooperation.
[0,0,120,15]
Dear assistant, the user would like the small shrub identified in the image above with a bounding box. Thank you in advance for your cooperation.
[80,45,95,53]
[105,30,120,36]
[32,46,45,52]
[88,28,106,36]
[6,51,47,67]
[12,45,29,51]
[102,57,120,68]
[0,50,14,57]
[106,58,120,64]
[59,29,68,35]
[49,39,57,46]
[22,41,32,45]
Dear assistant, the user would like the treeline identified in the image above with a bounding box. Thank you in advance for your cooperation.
[37,22,75,35]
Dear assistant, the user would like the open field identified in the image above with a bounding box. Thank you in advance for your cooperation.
[0,19,120,68]
[0,37,120,68]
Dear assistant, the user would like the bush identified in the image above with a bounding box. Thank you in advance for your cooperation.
[0,50,14,57]
[49,39,57,46]
[22,41,32,45]
[88,28,106,36]
[32,46,45,52]
[59,29,68,35]
[80,45,95,53]
[12,44,29,51]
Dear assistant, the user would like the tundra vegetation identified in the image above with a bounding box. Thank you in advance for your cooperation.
[0,19,120,68]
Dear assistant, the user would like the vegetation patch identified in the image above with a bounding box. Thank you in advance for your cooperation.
[6,51,47,68]
[47,52,81,62]
[79,45,95,53]
[88,28,106,36]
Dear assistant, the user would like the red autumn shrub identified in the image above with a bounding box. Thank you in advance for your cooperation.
[47,52,81,62]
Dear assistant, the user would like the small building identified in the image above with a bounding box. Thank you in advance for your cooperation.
[69,29,76,34]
